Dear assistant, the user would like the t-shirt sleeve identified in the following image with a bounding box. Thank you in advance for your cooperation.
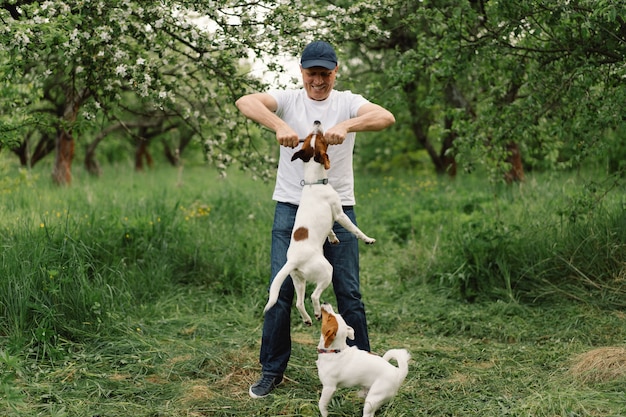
[348,92,370,118]
[268,89,292,118]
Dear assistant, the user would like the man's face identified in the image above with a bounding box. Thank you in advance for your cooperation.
[301,66,338,101]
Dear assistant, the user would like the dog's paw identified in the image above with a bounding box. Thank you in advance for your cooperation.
[328,231,340,244]
[304,319,313,326]
[364,237,376,245]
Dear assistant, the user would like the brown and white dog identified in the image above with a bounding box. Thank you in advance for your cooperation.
[263,120,375,325]
[317,303,410,417]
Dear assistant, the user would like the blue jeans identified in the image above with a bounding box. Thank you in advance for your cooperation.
[259,202,370,377]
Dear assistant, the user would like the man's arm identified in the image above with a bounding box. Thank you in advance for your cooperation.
[324,103,395,145]
[235,93,300,148]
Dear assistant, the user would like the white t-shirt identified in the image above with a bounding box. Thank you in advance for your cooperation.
[269,88,369,206]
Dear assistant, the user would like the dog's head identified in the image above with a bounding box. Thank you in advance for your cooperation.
[291,120,330,169]
[320,303,355,349]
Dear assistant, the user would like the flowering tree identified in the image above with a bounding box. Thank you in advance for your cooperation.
[3,0,625,185]
[0,0,302,184]
[301,0,626,179]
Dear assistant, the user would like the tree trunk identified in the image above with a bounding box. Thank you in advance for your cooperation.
[498,80,525,183]
[504,141,524,183]
[51,129,75,185]
[84,151,102,177]
[12,132,55,168]
[51,87,89,185]
[31,133,56,167]
[440,116,458,176]
[135,139,153,171]
[84,119,164,175]
[11,140,29,166]
[163,141,180,166]
[403,80,453,174]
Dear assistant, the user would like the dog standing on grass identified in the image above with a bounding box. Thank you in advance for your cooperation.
[316,303,410,417]
[263,120,376,326]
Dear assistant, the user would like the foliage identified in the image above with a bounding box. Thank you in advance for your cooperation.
[291,0,626,179]
[0,0,303,179]
[2,0,626,181]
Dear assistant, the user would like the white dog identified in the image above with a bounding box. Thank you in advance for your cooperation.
[263,120,375,325]
[316,303,410,417]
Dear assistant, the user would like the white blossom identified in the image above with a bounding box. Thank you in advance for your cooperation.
[98,27,111,42]
[15,31,31,46]
[115,64,127,77]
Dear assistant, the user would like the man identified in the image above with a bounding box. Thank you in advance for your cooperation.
[235,40,395,398]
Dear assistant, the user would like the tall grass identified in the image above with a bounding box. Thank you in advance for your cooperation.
[3,161,623,356]
[356,171,625,305]
[1,157,625,416]
[1,160,274,360]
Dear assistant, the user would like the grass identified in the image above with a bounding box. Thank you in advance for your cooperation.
[1,156,625,416]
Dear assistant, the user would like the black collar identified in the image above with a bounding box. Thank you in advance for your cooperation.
[317,348,341,354]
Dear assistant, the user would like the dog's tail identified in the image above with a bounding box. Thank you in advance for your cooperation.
[263,263,294,313]
[382,349,411,383]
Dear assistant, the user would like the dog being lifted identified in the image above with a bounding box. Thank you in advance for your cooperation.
[263,120,375,326]
[317,303,410,417]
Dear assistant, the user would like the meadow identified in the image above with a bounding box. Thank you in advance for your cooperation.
[1,156,625,417]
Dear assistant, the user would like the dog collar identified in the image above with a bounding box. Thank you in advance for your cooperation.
[317,348,341,354]
[301,179,329,186]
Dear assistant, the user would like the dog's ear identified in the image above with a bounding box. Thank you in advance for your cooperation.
[346,326,355,341]
[313,134,331,169]
[314,151,331,170]
[292,148,313,162]
[322,314,339,348]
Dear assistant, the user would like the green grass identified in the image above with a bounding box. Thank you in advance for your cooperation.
[1,157,625,416]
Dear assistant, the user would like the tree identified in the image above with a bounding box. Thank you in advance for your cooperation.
[300,0,626,180]
[2,0,625,184]
[0,0,294,184]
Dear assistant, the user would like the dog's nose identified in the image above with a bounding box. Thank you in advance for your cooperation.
[313,120,321,126]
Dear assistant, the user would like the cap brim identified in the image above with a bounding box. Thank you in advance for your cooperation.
[301,60,337,70]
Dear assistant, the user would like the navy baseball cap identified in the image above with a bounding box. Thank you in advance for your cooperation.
[300,41,338,70]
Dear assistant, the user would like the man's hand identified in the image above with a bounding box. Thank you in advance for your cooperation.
[323,125,348,145]
[276,126,300,148]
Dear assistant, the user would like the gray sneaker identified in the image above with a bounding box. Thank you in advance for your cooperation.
[249,374,283,398]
